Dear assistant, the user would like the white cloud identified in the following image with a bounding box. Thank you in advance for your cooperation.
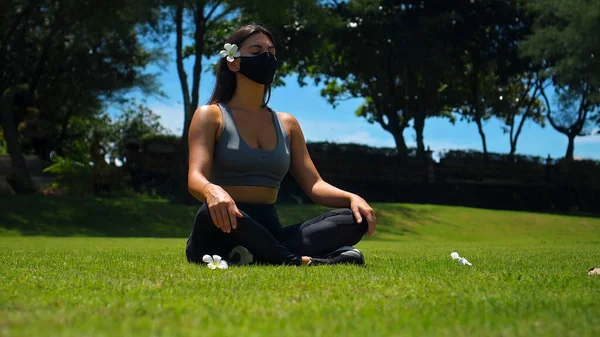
[148,102,184,135]
[575,130,600,144]
[296,119,396,147]
[335,131,399,148]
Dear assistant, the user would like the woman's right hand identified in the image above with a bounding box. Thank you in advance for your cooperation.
[203,183,243,233]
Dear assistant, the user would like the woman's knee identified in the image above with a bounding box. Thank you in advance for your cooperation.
[194,204,211,223]
[332,208,362,223]
[196,206,251,225]
[326,208,368,234]
[343,208,369,234]
[323,208,353,220]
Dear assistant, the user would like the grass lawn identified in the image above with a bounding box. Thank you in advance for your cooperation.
[1,196,600,336]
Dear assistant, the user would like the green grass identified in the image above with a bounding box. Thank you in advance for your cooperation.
[1,196,600,336]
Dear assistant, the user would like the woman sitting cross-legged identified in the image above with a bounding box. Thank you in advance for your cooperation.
[185,24,377,267]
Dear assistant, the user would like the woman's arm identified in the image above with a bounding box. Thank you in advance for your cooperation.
[188,105,242,233]
[282,113,376,236]
[187,105,220,202]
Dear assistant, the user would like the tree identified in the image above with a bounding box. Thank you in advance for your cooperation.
[283,0,459,159]
[521,0,600,159]
[0,0,160,193]
[109,100,168,165]
[448,0,532,162]
[495,71,545,157]
[279,0,533,161]
[540,84,598,159]
[165,0,238,153]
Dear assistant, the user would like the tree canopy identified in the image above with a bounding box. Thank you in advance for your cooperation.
[2,0,600,194]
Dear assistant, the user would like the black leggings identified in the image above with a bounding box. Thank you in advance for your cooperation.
[185,202,368,266]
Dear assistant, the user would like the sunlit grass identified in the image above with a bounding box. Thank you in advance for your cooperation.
[1,196,599,336]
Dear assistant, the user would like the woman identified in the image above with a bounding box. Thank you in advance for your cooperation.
[186,24,376,266]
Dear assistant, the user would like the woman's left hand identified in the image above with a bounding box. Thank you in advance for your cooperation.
[349,194,376,237]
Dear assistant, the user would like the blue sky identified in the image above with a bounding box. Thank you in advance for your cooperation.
[128,51,600,161]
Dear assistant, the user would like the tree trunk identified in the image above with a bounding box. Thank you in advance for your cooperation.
[186,5,205,138]
[174,3,194,202]
[413,110,426,160]
[565,134,575,160]
[173,3,207,203]
[509,140,516,157]
[475,115,488,160]
[469,57,488,164]
[508,117,520,158]
[509,113,530,159]
[509,79,537,159]
[392,127,408,159]
[0,92,35,194]
[175,2,191,141]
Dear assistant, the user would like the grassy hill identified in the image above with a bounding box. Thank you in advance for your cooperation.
[1,195,599,243]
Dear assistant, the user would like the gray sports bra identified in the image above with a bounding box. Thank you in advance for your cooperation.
[209,102,291,189]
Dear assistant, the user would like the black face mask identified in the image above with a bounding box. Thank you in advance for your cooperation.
[238,51,278,86]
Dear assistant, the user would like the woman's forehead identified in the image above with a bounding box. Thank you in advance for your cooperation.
[241,33,274,48]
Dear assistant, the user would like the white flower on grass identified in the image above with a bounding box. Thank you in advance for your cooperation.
[220,43,240,62]
[458,257,472,266]
[451,252,472,266]
[202,254,228,269]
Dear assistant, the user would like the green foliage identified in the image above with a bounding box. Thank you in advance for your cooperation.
[522,0,600,89]
[60,114,107,149]
[278,0,536,158]
[0,128,6,155]
[307,141,412,158]
[444,0,533,156]
[554,87,596,136]
[492,72,546,154]
[42,141,93,195]
[0,0,163,186]
[521,0,600,156]
[139,133,181,144]
[439,149,545,165]
[109,99,168,163]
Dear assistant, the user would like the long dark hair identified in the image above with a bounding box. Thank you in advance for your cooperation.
[207,24,275,107]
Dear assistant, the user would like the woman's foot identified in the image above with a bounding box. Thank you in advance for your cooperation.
[228,246,254,266]
[308,247,365,266]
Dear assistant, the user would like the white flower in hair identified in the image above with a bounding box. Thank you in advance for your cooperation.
[202,254,229,269]
[220,43,240,62]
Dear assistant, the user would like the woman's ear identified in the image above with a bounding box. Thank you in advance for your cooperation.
[226,59,240,72]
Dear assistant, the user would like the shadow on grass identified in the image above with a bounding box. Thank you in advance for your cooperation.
[0,196,430,239]
[0,195,198,237]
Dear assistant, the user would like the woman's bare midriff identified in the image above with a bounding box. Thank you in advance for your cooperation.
[220,185,279,204]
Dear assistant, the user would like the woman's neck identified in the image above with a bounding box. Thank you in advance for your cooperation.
[228,76,265,111]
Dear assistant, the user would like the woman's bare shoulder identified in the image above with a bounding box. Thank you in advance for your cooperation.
[276,111,300,127]
[189,104,224,139]
[194,104,223,122]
